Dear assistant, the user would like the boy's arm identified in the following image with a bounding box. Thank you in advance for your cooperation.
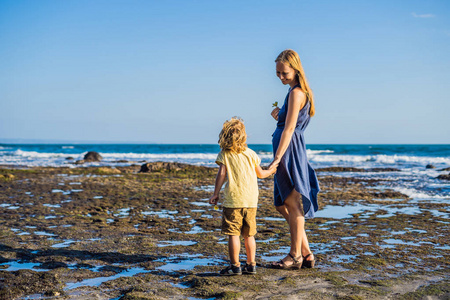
[255,164,277,179]
[209,164,227,205]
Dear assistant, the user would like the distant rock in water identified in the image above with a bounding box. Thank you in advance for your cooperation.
[439,167,450,172]
[114,160,129,163]
[139,162,189,172]
[426,164,436,169]
[437,173,450,181]
[84,151,103,162]
[74,160,85,165]
[66,157,74,160]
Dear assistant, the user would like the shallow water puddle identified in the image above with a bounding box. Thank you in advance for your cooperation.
[184,226,208,234]
[1,204,21,209]
[0,262,47,272]
[330,254,357,263]
[142,210,178,218]
[52,239,78,248]
[34,231,57,237]
[64,267,151,290]
[377,206,422,218]
[190,201,210,207]
[43,204,61,208]
[157,241,197,247]
[258,217,285,221]
[193,185,215,192]
[156,256,221,272]
[51,189,71,195]
[114,207,131,217]
[315,203,379,219]
[165,281,190,289]
[383,239,417,246]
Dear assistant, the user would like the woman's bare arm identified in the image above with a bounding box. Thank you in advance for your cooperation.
[269,89,307,168]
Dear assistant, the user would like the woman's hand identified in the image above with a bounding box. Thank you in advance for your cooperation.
[268,158,281,171]
[271,107,280,121]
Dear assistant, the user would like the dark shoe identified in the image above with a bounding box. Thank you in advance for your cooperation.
[271,253,303,270]
[302,253,315,268]
[242,263,256,274]
[219,264,242,276]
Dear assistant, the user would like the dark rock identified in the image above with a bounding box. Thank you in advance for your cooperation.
[426,164,436,169]
[74,160,85,165]
[44,290,63,297]
[139,162,189,173]
[437,173,450,180]
[65,157,74,160]
[84,151,103,162]
[114,160,129,163]
[439,167,450,172]
[38,261,68,270]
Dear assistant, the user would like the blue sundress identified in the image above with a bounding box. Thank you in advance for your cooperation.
[272,84,320,218]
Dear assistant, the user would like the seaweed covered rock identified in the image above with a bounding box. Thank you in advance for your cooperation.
[139,162,189,172]
[0,173,15,181]
[426,164,436,169]
[437,173,450,180]
[84,151,103,162]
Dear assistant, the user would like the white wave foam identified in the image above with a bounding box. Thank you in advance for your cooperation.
[307,149,334,154]
[391,187,450,200]
[308,153,450,166]
[1,149,449,170]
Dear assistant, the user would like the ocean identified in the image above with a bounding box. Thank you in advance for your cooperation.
[1,144,449,201]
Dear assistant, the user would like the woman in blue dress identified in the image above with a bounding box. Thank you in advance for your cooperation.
[269,49,320,269]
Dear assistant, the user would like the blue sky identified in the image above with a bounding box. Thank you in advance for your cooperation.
[1,0,449,144]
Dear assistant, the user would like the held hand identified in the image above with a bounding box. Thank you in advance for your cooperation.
[271,107,280,121]
[268,164,278,175]
[209,195,219,205]
[268,158,280,171]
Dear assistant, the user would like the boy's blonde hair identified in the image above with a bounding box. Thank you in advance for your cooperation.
[275,49,315,117]
[218,117,247,153]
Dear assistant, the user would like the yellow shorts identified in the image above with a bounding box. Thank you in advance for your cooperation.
[221,208,257,237]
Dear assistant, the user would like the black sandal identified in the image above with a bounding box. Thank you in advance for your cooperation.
[302,253,315,268]
[271,253,303,270]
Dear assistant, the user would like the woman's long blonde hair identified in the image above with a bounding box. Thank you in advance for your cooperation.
[275,49,315,117]
[218,117,247,153]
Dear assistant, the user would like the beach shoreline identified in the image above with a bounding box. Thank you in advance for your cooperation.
[0,164,448,299]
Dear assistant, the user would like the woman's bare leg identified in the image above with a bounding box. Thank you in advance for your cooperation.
[275,191,314,264]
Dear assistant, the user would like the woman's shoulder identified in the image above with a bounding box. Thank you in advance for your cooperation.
[290,87,307,98]
[289,87,307,105]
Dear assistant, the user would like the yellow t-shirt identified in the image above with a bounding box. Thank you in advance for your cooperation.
[216,148,261,208]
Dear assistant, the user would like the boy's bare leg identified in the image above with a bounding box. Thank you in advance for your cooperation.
[244,236,256,265]
[228,235,241,266]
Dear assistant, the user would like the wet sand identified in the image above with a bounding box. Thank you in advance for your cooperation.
[0,164,448,299]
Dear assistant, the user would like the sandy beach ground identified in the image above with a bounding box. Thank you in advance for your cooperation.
[0,164,448,299]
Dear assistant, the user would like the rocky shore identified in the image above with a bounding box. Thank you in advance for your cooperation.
[0,164,448,299]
